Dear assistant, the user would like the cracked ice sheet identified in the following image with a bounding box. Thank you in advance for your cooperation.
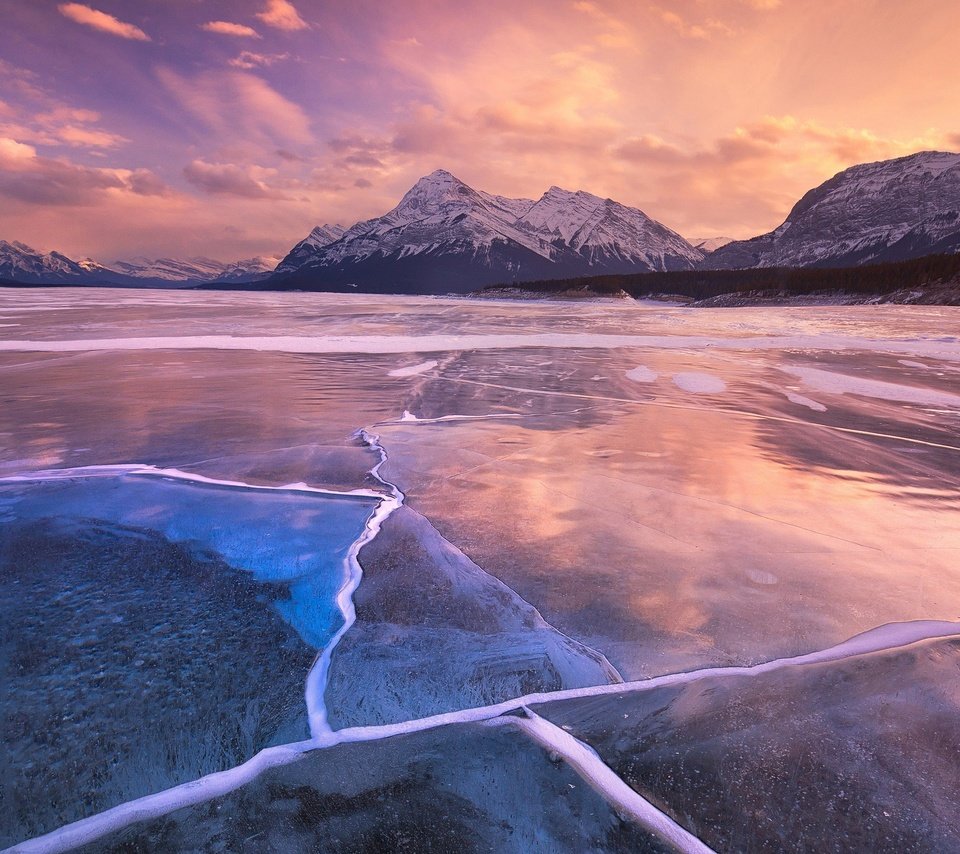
[80,722,675,854]
[375,343,960,681]
[530,633,960,853]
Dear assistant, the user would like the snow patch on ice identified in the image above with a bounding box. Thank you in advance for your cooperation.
[2,332,960,363]
[625,365,658,383]
[784,391,827,412]
[672,372,726,394]
[387,360,438,377]
[784,365,960,407]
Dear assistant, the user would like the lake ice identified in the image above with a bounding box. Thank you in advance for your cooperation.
[1,288,959,852]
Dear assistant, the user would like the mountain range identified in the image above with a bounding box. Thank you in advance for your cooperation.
[269,170,703,294]
[0,241,280,287]
[2,151,959,292]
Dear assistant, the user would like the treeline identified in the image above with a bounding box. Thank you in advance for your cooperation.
[484,252,960,301]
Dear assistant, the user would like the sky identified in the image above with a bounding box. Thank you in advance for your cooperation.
[0,0,958,262]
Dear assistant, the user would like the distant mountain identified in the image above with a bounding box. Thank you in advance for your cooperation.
[0,240,119,284]
[0,241,280,286]
[704,151,960,270]
[270,170,703,294]
[113,255,280,284]
[691,237,734,253]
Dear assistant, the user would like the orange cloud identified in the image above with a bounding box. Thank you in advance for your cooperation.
[57,3,150,41]
[255,0,308,32]
[202,21,261,38]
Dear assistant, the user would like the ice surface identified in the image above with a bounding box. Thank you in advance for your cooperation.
[1,474,377,649]
[0,517,314,846]
[84,723,673,854]
[532,634,960,852]
[3,288,960,852]
[325,505,620,727]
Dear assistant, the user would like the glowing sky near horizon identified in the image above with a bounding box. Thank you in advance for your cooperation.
[0,0,957,261]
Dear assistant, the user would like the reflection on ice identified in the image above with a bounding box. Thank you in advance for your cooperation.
[3,289,960,851]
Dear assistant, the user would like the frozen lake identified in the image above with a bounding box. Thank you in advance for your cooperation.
[2,288,959,852]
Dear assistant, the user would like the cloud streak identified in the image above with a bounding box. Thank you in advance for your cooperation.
[201,21,261,38]
[58,3,150,41]
[157,68,312,146]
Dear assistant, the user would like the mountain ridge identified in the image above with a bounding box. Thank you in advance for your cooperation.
[4,151,960,291]
[270,169,703,293]
[704,150,960,270]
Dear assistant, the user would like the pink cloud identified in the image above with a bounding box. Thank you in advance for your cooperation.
[228,51,290,70]
[157,68,312,147]
[255,0,308,32]
[0,136,168,205]
[183,159,289,199]
[202,21,261,38]
[58,3,150,41]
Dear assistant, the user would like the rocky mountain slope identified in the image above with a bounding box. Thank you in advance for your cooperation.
[704,151,960,269]
[271,170,703,294]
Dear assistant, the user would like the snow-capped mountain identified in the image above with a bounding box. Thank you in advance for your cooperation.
[274,224,345,274]
[272,170,703,293]
[113,255,280,283]
[0,241,280,286]
[0,240,104,283]
[691,237,734,253]
[704,151,960,270]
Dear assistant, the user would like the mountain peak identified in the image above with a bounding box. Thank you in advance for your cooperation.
[390,169,477,219]
[405,169,469,195]
[541,185,601,202]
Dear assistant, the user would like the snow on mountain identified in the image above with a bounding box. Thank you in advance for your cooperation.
[0,240,92,283]
[273,169,702,293]
[112,257,232,281]
[108,255,280,283]
[691,237,734,253]
[0,240,280,286]
[516,186,704,270]
[704,151,960,269]
[274,224,345,274]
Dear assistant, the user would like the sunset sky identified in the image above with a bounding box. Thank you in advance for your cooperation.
[1,0,958,261]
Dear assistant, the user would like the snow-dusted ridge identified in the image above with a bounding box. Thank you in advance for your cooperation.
[0,240,280,286]
[272,169,703,293]
[706,150,960,269]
